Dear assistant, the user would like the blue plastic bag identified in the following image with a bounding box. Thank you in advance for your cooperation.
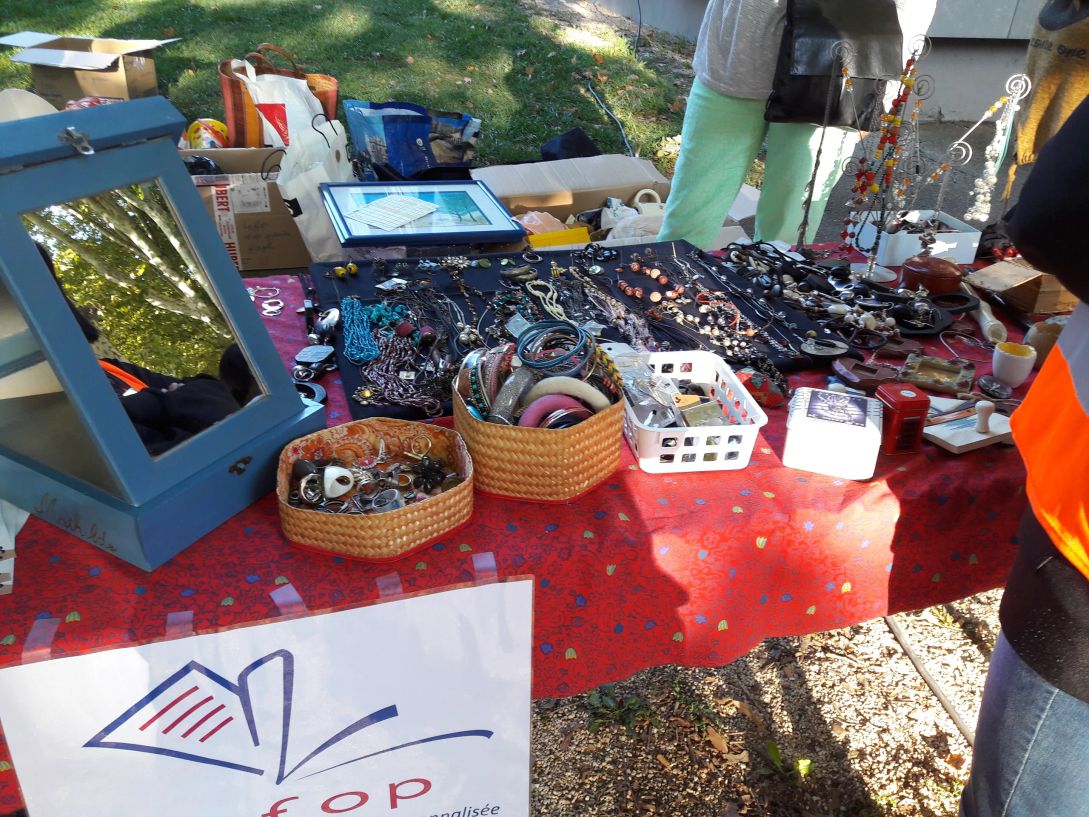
[343,100,481,180]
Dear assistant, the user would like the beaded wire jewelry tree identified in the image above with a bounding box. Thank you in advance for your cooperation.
[866,73,1031,257]
[836,35,933,279]
[963,74,1031,223]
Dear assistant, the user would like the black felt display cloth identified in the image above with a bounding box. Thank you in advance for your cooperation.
[308,240,825,421]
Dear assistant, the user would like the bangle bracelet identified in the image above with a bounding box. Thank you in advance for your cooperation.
[517,322,589,371]
[487,366,537,424]
[518,394,587,427]
[522,376,611,412]
[540,406,592,429]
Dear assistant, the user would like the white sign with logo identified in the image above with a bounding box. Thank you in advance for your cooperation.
[0,580,533,817]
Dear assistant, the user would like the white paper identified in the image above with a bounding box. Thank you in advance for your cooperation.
[0,580,533,817]
[227,177,270,214]
[344,196,439,231]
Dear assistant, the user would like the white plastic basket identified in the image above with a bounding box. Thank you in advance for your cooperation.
[622,350,768,473]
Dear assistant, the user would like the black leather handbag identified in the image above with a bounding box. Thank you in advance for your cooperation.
[765,0,903,128]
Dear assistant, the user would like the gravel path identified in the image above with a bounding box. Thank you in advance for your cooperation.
[530,591,1000,817]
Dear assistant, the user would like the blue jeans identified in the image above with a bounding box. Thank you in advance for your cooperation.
[960,633,1089,817]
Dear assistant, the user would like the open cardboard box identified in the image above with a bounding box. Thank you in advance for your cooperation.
[470,154,671,220]
[967,257,1079,315]
[0,31,178,109]
[180,148,312,272]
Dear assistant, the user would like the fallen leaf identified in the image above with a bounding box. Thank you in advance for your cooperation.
[830,720,847,737]
[656,753,672,768]
[724,750,749,766]
[525,66,535,79]
[405,55,415,64]
[426,34,433,40]
[796,757,812,780]
[163,27,176,37]
[592,52,605,64]
[706,725,729,754]
[717,697,767,731]
[595,72,609,84]
[945,752,965,769]
[670,97,685,113]
[467,64,477,72]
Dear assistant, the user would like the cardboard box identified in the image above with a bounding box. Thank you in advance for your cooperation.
[856,209,981,266]
[967,257,1079,315]
[0,31,178,109]
[180,148,312,272]
[471,154,671,220]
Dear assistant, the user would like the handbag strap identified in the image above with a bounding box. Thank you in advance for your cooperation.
[253,43,306,77]
[229,58,259,84]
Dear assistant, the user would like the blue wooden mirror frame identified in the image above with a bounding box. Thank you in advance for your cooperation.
[0,97,324,569]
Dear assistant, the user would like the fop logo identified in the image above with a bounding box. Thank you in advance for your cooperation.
[84,649,493,784]
[0,581,532,817]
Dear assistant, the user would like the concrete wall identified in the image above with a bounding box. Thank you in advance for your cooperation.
[597,0,707,41]
[930,0,1042,39]
[918,39,1031,122]
[595,0,1042,123]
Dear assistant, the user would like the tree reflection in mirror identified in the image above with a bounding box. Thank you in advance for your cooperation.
[24,180,263,456]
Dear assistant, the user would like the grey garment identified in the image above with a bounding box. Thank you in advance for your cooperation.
[693,0,786,101]
[692,0,937,102]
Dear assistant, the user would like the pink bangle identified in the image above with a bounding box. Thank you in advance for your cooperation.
[518,394,586,427]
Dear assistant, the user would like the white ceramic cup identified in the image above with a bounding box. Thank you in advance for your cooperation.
[991,341,1038,389]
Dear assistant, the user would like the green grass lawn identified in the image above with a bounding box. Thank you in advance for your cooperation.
[1,0,688,169]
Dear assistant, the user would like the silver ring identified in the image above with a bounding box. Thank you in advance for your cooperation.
[522,252,542,263]
[371,488,405,513]
[298,473,324,505]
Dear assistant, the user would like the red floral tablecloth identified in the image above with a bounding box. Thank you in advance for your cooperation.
[0,275,1026,814]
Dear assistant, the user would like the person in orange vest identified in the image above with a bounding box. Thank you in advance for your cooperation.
[959,92,1089,816]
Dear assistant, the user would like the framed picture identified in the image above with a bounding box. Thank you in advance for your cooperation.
[319,180,526,246]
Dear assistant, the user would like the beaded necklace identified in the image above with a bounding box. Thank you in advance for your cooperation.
[446,268,485,346]
[571,268,657,351]
[355,333,443,417]
[340,298,381,364]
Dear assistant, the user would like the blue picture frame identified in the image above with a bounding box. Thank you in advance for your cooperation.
[319,180,525,246]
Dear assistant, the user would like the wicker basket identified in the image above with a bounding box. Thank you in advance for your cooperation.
[452,390,623,502]
[277,418,473,561]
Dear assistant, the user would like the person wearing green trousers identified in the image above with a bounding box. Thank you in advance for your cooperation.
[658,0,935,250]
[658,77,859,248]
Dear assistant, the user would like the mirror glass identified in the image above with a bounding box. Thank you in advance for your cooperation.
[21,179,264,459]
[0,274,127,497]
